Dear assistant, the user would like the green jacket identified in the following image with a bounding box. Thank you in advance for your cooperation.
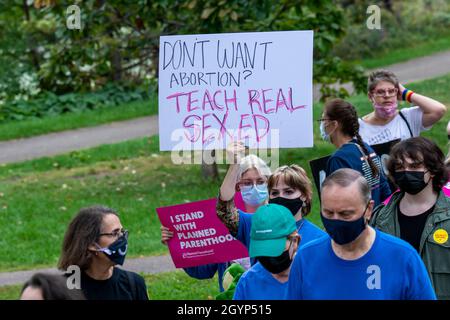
[370,191,450,300]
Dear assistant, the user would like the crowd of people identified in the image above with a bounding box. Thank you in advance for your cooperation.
[18,69,449,300]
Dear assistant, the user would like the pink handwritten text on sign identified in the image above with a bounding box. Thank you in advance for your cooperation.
[156,198,249,268]
[158,30,314,151]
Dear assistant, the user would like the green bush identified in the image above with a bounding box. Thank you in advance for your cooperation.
[0,83,152,122]
[334,0,450,61]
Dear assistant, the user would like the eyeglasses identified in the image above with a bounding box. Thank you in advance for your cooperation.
[238,180,267,188]
[316,118,332,122]
[99,228,128,239]
[372,88,398,97]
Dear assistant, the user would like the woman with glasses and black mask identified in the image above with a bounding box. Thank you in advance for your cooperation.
[370,137,450,300]
[59,206,148,300]
[359,69,445,147]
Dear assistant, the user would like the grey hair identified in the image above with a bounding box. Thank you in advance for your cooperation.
[367,69,399,92]
[321,168,371,205]
[238,154,271,179]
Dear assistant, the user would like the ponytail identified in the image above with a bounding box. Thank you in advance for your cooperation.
[355,133,379,178]
[325,98,380,179]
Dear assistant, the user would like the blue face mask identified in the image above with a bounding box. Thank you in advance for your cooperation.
[240,184,268,206]
[320,203,369,245]
[320,121,330,142]
[95,233,128,265]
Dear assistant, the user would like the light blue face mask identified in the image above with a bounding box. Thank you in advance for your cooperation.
[320,121,330,142]
[240,183,268,206]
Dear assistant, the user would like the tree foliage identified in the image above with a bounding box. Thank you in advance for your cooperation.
[0,0,365,103]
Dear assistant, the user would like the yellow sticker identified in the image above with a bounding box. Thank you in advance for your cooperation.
[433,229,449,244]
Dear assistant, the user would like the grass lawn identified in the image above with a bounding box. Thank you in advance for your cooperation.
[0,98,157,141]
[357,34,450,69]
[0,270,218,300]
[0,74,448,272]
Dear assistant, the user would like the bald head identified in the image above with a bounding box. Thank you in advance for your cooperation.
[322,168,371,206]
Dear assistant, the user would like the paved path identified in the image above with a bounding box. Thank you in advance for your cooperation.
[0,116,158,164]
[0,255,176,287]
[1,50,450,287]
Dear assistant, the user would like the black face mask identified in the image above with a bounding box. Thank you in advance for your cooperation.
[394,171,429,195]
[96,234,128,265]
[258,250,292,274]
[268,197,304,216]
[320,202,369,245]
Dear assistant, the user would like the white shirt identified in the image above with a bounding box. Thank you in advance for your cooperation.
[358,106,429,145]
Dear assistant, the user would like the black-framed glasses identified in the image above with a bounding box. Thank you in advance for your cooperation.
[99,228,128,239]
[316,118,331,122]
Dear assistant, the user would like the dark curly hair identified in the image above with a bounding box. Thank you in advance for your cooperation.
[387,137,448,193]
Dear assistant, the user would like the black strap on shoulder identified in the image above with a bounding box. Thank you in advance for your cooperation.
[126,270,138,300]
[398,110,413,137]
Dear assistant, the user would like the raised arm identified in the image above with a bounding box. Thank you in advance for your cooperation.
[398,83,447,128]
[216,142,246,236]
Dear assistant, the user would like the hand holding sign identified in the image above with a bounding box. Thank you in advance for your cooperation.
[226,141,246,164]
[160,225,174,245]
[157,197,248,268]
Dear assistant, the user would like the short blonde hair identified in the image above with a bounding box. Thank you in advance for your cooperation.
[238,154,271,179]
[268,165,313,217]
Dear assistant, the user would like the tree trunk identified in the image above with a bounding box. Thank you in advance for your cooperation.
[201,150,219,180]
[110,48,122,81]
[23,0,41,71]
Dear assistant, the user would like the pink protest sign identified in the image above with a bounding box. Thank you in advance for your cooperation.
[234,191,245,211]
[156,198,249,268]
[443,181,450,197]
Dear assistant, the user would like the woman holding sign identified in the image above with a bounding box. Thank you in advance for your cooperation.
[217,143,325,260]
[160,147,272,293]
[320,98,391,206]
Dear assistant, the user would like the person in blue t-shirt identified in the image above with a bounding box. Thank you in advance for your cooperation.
[233,204,300,300]
[287,168,436,300]
[217,161,326,262]
[319,98,391,207]
[160,142,271,292]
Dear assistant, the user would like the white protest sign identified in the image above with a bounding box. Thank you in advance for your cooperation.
[158,30,313,151]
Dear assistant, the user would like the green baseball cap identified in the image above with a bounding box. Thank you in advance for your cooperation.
[249,203,297,258]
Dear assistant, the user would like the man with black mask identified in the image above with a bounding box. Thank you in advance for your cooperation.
[371,137,450,300]
[233,204,300,300]
[287,168,436,300]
